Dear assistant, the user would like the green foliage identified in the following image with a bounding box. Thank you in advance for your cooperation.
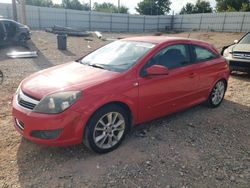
[93,2,128,13]
[119,6,129,14]
[180,3,195,14]
[195,0,213,13]
[216,0,250,12]
[240,2,250,11]
[52,4,62,8]
[180,0,212,14]
[62,0,90,11]
[25,0,90,10]
[26,0,53,7]
[136,0,171,15]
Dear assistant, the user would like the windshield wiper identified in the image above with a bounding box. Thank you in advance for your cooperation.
[80,62,105,70]
[89,63,105,69]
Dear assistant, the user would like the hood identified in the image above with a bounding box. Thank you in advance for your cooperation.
[17,23,30,30]
[231,44,250,53]
[21,62,120,99]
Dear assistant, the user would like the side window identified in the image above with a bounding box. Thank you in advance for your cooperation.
[191,45,218,62]
[3,21,17,38]
[0,23,5,42]
[147,44,190,70]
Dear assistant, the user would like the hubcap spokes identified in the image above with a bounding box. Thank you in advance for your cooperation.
[94,112,125,149]
[212,81,225,105]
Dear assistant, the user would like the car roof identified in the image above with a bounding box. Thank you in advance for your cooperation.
[122,36,211,46]
[0,18,12,21]
[122,36,221,55]
[0,18,18,23]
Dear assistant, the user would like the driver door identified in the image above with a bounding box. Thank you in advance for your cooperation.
[3,21,17,42]
[138,43,200,123]
[0,22,7,45]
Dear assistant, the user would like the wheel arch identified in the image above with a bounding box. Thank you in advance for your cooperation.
[84,101,134,134]
[217,77,228,89]
[82,100,134,150]
[100,101,133,129]
[205,76,228,102]
[210,73,229,93]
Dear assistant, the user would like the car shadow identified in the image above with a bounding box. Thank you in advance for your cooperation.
[0,44,25,61]
[25,40,55,69]
[231,71,250,82]
[0,41,54,70]
[16,99,250,187]
[59,49,76,57]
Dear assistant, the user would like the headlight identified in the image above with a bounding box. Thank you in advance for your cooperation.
[33,91,82,114]
[223,49,231,57]
[16,83,22,94]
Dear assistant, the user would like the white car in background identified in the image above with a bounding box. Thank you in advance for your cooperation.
[223,32,250,74]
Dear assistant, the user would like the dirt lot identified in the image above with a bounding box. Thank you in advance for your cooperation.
[0,31,250,188]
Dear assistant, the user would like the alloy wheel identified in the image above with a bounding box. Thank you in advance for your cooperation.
[211,81,225,105]
[93,112,125,149]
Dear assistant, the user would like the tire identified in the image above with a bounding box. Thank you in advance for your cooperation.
[84,104,129,154]
[206,80,227,108]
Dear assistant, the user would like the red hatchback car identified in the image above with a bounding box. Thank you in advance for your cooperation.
[12,36,230,153]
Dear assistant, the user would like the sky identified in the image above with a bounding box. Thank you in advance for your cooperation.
[0,0,216,14]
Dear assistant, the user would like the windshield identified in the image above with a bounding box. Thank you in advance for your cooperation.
[80,40,155,72]
[239,33,250,44]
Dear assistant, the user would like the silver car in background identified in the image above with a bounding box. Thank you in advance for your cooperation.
[223,32,250,74]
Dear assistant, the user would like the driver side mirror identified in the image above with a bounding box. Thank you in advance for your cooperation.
[234,40,238,44]
[145,65,169,76]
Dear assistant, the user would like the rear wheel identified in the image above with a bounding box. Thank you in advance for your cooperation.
[84,105,129,153]
[206,80,226,108]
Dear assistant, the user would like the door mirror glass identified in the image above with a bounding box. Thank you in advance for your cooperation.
[146,65,169,76]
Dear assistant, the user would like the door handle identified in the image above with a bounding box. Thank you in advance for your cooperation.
[189,73,197,78]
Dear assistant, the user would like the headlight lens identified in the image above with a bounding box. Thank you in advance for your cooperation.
[16,83,22,94]
[223,48,231,57]
[33,91,82,114]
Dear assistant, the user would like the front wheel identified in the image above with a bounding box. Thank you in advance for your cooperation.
[84,105,129,153]
[206,80,227,108]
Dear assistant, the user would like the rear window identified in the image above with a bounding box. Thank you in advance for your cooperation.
[191,45,218,63]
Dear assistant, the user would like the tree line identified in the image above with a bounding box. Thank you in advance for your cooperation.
[23,0,128,13]
[180,0,250,14]
[18,0,250,15]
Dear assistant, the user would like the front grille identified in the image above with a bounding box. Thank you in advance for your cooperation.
[233,52,250,60]
[229,61,250,68]
[15,118,25,131]
[19,99,36,110]
[17,90,40,110]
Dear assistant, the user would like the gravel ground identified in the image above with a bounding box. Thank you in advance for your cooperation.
[0,31,249,188]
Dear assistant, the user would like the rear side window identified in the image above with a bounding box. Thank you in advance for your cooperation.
[191,45,218,63]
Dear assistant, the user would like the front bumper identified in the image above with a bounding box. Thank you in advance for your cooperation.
[12,95,87,146]
[225,57,250,72]
[26,31,31,40]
